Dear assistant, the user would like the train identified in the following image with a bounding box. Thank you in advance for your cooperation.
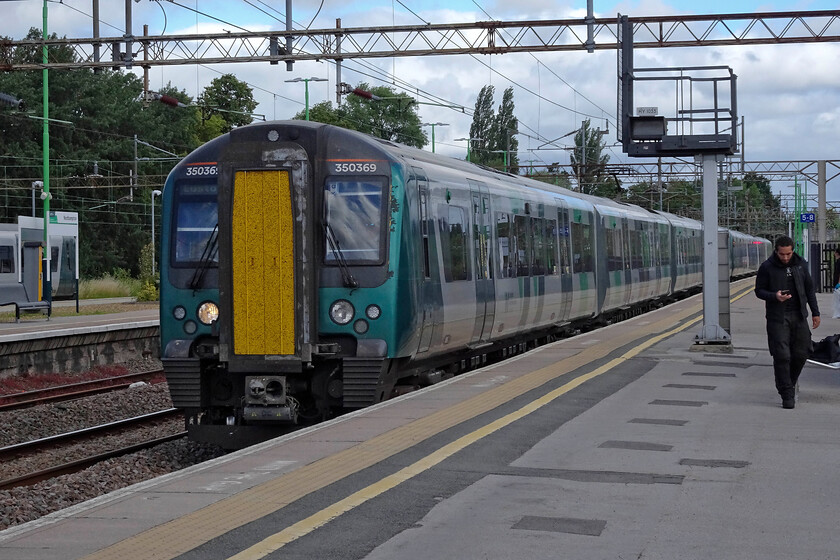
[159,121,771,449]
[0,213,79,302]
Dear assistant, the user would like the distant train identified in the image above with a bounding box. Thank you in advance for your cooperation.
[159,121,771,448]
[0,214,79,302]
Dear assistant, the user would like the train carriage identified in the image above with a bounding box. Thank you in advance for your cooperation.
[159,121,769,448]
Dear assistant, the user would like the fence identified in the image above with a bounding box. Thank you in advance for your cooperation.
[812,243,840,293]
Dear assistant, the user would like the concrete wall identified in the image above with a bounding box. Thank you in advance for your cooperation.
[0,324,160,378]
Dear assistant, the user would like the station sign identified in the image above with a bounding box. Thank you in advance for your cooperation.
[636,106,659,116]
[800,213,815,223]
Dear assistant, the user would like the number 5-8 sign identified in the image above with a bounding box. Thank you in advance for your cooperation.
[800,213,815,223]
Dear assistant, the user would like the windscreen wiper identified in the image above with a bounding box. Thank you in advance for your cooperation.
[324,223,358,288]
[189,223,219,290]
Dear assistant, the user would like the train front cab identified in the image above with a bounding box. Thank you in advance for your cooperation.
[164,123,421,447]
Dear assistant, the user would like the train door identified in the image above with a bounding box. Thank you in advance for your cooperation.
[469,180,494,345]
[21,241,43,300]
[415,168,436,354]
[555,199,573,322]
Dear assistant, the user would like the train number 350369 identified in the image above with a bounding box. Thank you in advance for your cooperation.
[332,162,378,173]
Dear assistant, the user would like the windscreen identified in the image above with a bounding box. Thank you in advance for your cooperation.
[324,179,385,264]
[172,182,218,266]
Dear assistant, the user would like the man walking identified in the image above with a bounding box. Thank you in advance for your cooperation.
[755,235,820,409]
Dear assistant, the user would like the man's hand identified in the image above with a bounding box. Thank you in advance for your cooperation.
[813,316,821,329]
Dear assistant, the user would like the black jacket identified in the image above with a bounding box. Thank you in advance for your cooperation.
[755,251,820,322]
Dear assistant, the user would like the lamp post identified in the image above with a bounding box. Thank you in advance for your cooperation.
[151,190,162,275]
[454,137,481,162]
[421,122,448,153]
[42,0,51,302]
[285,77,328,121]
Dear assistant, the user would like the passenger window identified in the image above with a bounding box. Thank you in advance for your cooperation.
[496,213,514,278]
[545,219,558,275]
[659,225,670,267]
[532,218,545,275]
[51,246,59,273]
[419,188,430,279]
[605,226,623,272]
[571,221,593,273]
[514,215,530,277]
[441,205,470,282]
[0,246,13,273]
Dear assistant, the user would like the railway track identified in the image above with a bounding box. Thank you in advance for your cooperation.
[0,409,185,490]
[0,369,165,411]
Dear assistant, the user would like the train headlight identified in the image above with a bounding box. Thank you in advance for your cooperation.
[197,301,219,325]
[365,304,381,320]
[353,319,369,334]
[329,300,354,325]
[173,306,186,320]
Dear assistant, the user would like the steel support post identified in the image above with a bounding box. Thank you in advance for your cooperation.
[695,153,731,346]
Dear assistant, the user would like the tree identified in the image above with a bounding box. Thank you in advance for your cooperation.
[342,83,426,147]
[291,100,347,127]
[291,83,427,148]
[530,170,573,190]
[198,74,258,133]
[0,29,204,278]
[469,85,495,165]
[468,85,519,171]
[570,119,610,195]
[489,87,518,171]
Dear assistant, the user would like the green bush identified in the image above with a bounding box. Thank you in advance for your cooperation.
[135,281,159,302]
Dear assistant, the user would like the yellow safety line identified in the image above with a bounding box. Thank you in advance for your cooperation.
[227,286,758,559]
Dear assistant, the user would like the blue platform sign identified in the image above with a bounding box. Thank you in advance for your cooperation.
[800,213,815,223]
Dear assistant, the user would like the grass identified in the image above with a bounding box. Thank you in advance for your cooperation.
[0,302,158,322]
[78,276,141,299]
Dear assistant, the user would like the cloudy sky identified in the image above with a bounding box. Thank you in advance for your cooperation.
[2,0,839,200]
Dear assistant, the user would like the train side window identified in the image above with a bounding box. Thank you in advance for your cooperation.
[419,188,430,278]
[545,219,558,275]
[659,224,670,267]
[557,211,570,275]
[514,215,530,277]
[441,205,470,282]
[496,212,514,278]
[0,245,13,273]
[532,218,545,275]
[51,246,59,273]
[605,225,623,272]
[472,195,490,281]
[571,220,593,273]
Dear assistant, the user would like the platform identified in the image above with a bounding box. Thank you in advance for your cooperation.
[0,298,159,376]
[2,279,839,560]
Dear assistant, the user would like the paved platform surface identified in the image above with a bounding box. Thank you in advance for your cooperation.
[0,297,157,341]
[2,281,839,560]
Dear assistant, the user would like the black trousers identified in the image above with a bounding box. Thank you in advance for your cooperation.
[766,311,811,400]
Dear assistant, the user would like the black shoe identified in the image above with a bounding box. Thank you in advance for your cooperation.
[782,399,795,409]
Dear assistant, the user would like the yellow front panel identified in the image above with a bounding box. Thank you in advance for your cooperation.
[232,170,296,355]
